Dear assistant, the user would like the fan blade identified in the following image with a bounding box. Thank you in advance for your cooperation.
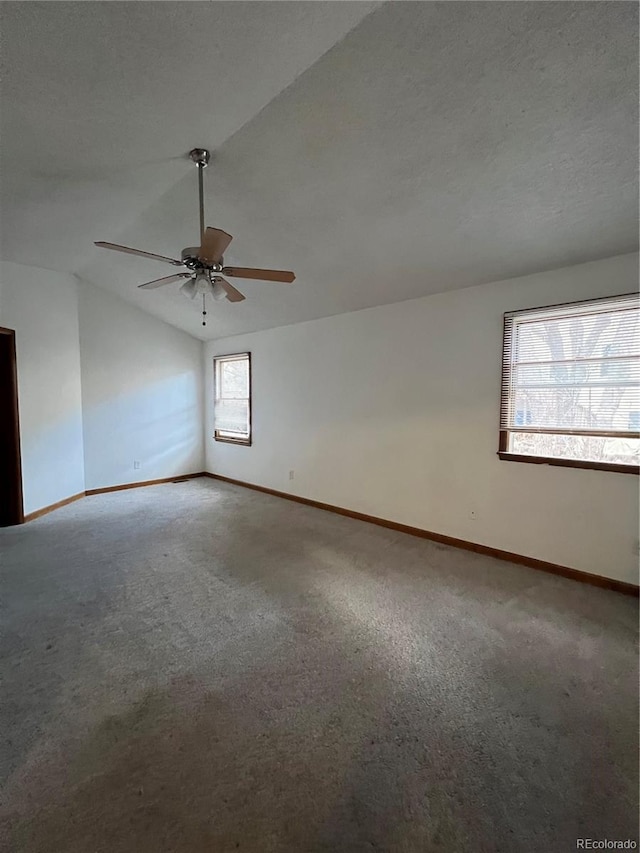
[223,266,295,283]
[95,241,183,266]
[198,228,233,264]
[138,273,192,290]
[217,277,246,303]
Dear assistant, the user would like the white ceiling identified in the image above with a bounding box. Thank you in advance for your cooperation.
[1,1,637,341]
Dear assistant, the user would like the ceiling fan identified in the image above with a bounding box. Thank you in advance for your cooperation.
[94,148,295,325]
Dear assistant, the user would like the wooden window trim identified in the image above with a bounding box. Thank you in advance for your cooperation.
[498,293,640,475]
[214,435,253,447]
[213,352,252,446]
[498,451,639,475]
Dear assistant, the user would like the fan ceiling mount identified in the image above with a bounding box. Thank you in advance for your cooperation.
[94,147,295,326]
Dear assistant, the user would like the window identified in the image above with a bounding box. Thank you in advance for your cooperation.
[214,353,251,445]
[499,294,640,473]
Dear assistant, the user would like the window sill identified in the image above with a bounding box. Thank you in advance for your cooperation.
[497,451,639,474]
[214,435,252,447]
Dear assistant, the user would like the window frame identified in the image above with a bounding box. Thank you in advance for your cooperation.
[498,293,640,475]
[213,351,252,446]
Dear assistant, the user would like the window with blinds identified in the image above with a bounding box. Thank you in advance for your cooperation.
[214,353,251,445]
[499,294,640,472]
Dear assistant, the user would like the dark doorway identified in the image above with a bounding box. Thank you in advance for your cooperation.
[0,327,23,526]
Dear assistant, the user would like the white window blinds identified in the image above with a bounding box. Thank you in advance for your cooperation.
[214,353,251,441]
[500,294,640,469]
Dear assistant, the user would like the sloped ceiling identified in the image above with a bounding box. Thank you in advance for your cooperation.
[1,1,637,341]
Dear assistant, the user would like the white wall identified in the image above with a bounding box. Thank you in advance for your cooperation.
[0,264,205,513]
[206,253,640,584]
[79,283,204,491]
[0,261,85,515]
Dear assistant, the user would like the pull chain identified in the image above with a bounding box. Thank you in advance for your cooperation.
[202,293,207,326]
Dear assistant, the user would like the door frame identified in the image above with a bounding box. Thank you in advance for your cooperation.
[0,327,24,525]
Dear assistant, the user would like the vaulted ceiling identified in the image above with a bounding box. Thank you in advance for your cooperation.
[1,1,637,340]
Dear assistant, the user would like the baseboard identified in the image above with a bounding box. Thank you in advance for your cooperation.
[23,491,86,522]
[85,472,206,496]
[24,473,207,521]
[205,473,639,597]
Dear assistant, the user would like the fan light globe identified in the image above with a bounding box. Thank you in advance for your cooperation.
[194,271,211,295]
[212,280,227,301]
[180,278,197,300]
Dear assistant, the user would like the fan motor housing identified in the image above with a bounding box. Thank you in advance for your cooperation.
[181,247,200,269]
[181,247,223,272]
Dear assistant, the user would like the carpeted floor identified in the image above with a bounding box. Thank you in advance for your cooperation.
[1,478,638,852]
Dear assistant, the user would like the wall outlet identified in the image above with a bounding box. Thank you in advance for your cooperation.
[289,470,295,481]
[469,510,477,520]
[134,461,141,470]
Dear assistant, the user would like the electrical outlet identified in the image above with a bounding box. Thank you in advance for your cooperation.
[289,470,295,481]
[469,510,477,520]
[134,461,141,470]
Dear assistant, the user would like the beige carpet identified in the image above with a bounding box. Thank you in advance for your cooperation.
[1,478,638,852]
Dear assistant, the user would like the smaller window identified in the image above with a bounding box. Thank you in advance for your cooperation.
[214,353,251,445]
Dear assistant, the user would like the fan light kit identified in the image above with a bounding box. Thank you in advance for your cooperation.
[94,148,295,325]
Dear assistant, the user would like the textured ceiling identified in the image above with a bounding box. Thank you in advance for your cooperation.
[1,1,637,341]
